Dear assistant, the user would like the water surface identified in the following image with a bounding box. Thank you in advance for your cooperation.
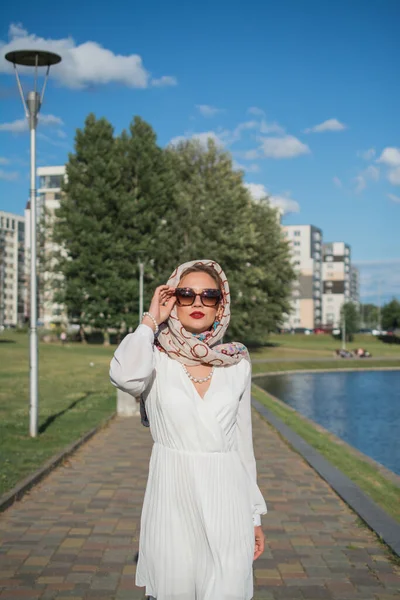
[256,370,400,476]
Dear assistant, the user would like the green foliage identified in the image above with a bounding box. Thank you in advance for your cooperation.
[55,117,295,344]
[360,303,379,328]
[167,139,295,343]
[341,302,360,342]
[381,298,400,330]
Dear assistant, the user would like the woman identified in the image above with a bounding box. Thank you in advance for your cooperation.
[110,259,267,600]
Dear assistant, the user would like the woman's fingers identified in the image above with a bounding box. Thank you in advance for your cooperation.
[253,527,265,561]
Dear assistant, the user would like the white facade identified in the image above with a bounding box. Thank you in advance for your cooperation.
[322,242,351,327]
[282,225,323,329]
[36,165,67,327]
[0,211,25,327]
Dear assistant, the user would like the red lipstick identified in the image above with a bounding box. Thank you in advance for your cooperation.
[190,312,205,319]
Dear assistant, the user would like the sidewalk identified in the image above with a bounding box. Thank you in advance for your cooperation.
[0,409,399,600]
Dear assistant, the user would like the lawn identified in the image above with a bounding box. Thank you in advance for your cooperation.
[0,332,116,497]
[0,330,399,499]
[252,384,400,524]
[250,332,400,359]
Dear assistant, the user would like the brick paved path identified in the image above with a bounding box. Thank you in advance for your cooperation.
[0,410,399,600]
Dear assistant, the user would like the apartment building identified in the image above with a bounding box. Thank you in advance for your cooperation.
[321,242,351,327]
[282,224,323,329]
[0,211,25,327]
[25,165,67,327]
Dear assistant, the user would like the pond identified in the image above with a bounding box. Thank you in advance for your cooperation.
[255,370,400,476]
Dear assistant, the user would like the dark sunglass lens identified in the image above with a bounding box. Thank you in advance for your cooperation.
[201,290,221,306]
[176,289,195,305]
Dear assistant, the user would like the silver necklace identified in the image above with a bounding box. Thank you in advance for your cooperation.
[182,363,215,383]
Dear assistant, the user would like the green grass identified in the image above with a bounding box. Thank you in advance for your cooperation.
[252,384,400,524]
[0,332,116,496]
[1,330,399,500]
[250,333,400,359]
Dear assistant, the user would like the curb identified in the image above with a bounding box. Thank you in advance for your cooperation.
[0,413,116,514]
[251,393,400,557]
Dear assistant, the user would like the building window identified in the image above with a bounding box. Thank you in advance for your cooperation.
[326,255,333,262]
[39,174,63,189]
[294,241,300,246]
[294,231,301,237]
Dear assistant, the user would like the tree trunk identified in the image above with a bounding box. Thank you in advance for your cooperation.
[79,325,87,344]
[103,329,110,346]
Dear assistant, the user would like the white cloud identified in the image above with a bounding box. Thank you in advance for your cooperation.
[240,149,260,160]
[233,161,259,173]
[56,129,67,139]
[245,183,268,201]
[247,107,265,117]
[304,118,347,133]
[358,148,376,161]
[196,104,223,117]
[333,176,342,188]
[0,113,64,134]
[377,147,400,167]
[0,118,26,133]
[0,157,10,165]
[151,75,177,87]
[0,168,18,181]
[269,194,300,214]
[388,167,400,185]
[0,22,176,89]
[259,120,285,135]
[39,114,64,126]
[377,147,400,186]
[354,165,379,193]
[169,130,225,148]
[244,183,300,214]
[388,193,400,203]
[260,135,310,159]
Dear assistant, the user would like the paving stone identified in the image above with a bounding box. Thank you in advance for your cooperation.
[0,412,399,599]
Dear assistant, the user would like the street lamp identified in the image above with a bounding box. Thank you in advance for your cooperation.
[5,49,62,438]
[137,253,145,324]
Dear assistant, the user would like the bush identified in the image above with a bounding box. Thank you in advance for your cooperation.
[378,334,400,345]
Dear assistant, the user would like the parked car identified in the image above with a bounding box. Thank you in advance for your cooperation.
[313,328,326,334]
[293,327,313,335]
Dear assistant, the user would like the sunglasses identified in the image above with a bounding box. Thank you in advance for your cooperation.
[175,287,222,307]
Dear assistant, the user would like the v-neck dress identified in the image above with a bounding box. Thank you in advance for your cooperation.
[110,324,268,600]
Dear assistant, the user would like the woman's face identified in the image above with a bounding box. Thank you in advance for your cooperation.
[176,271,222,334]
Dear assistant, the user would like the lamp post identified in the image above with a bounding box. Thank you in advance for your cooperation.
[137,254,145,324]
[5,49,62,438]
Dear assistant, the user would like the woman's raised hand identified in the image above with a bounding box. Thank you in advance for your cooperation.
[147,285,176,326]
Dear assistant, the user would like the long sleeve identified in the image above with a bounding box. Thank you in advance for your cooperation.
[236,361,268,526]
[109,324,155,397]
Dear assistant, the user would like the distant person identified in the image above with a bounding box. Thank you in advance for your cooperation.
[60,331,67,345]
[110,259,267,600]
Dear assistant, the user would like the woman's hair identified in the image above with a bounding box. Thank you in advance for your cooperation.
[179,264,221,289]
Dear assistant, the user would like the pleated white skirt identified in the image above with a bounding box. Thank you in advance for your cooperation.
[136,442,255,600]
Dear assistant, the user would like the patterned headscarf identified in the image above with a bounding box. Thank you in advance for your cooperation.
[156,259,249,366]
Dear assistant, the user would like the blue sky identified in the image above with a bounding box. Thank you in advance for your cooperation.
[0,0,399,303]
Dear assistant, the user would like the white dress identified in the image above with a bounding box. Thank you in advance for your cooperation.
[110,324,268,600]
